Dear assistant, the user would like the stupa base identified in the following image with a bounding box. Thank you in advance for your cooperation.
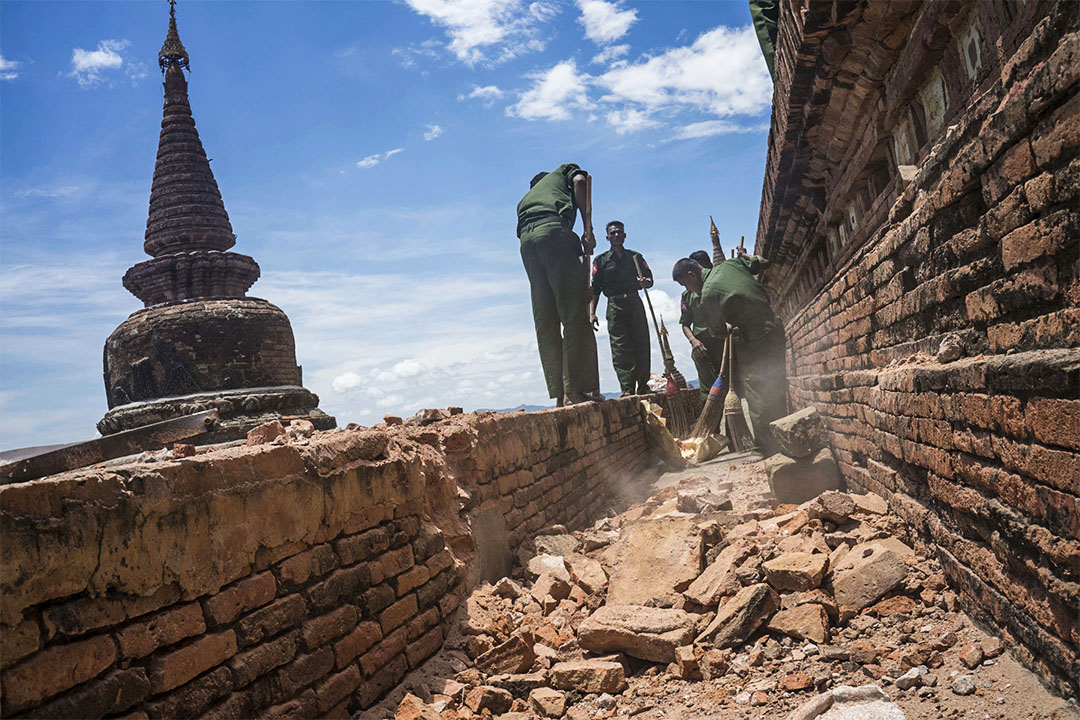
[98,385,336,443]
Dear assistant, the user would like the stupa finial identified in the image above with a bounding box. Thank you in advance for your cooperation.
[159,0,189,73]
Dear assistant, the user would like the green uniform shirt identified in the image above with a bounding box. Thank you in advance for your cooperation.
[679,266,712,338]
[700,256,779,344]
[516,163,585,236]
[591,249,653,298]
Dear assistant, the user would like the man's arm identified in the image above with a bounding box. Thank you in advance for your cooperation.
[637,254,654,289]
[572,173,594,254]
[682,324,707,358]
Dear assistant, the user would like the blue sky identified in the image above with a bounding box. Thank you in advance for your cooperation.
[0,0,772,449]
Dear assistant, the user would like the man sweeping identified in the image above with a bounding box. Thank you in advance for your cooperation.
[589,221,654,396]
[517,164,602,406]
[679,253,727,403]
[672,246,787,456]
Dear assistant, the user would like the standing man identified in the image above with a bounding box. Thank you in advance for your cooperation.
[680,252,726,402]
[672,247,786,456]
[589,221,653,396]
[517,165,601,406]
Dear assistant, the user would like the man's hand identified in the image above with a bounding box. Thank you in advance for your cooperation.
[691,339,708,359]
[736,245,749,258]
[637,275,653,289]
[582,226,596,255]
[590,313,600,330]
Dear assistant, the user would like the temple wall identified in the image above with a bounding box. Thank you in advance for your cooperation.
[757,0,1078,697]
[0,398,652,717]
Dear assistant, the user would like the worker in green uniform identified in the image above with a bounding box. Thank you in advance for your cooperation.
[680,251,727,402]
[749,0,779,77]
[672,248,787,456]
[589,221,653,395]
[517,164,601,406]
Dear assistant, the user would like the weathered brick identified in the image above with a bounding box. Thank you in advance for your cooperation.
[1026,398,1080,450]
[265,688,316,719]
[1031,92,1080,168]
[1,635,116,714]
[274,647,334,698]
[305,564,371,612]
[301,605,358,651]
[314,665,361,715]
[276,545,339,589]
[334,526,391,566]
[416,569,453,610]
[411,523,445,562]
[369,545,415,585]
[24,668,148,720]
[358,626,406,676]
[405,626,444,668]
[356,654,407,709]
[425,548,454,576]
[204,676,274,720]
[0,617,40,669]
[149,630,237,694]
[379,594,418,634]
[236,595,306,647]
[333,620,382,668]
[363,583,397,615]
[204,572,277,626]
[145,665,232,720]
[395,564,431,597]
[117,602,206,659]
[229,629,300,687]
[39,585,180,642]
[983,138,1037,203]
[1001,210,1075,271]
[405,607,439,642]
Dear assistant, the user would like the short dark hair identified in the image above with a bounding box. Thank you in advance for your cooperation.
[672,258,703,282]
[689,250,712,269]
[530,172,548,188]
[606,220,624,232]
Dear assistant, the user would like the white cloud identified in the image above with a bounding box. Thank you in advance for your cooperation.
[392,358,426,378]
[68,39,147,88]
[673,120,769,139]
[331,371,364,393]
[606,107,660,134]
[507,60,589,121]
[402,0,559,66]
[577,0,637,44]
[458,84,505,107]
[595,25,771,121]
[423,124,444,141]
[0,54,20,81]
[356,148,403,168]
[12,185,83,200]
[591,44,629,65]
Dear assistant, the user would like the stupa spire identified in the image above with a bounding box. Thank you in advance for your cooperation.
[159,0,189,72]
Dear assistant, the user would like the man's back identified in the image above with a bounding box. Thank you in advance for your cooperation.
[517,163,582,229]
[703,256,778,342]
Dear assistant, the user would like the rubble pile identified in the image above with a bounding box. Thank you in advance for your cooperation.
[385,472,1072,720]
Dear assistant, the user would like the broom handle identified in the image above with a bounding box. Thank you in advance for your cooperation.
[633,254,665,355]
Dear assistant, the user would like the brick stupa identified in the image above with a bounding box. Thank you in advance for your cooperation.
[99,4,334,440]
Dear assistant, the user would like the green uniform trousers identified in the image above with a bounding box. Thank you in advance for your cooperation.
[606,295,650,393]
[749,0,779,77]
[692,334,726,402]
[734,327,788,456]
[520,222,600,399]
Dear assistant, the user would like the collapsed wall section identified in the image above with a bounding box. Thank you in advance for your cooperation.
[0,398,653,717]
[757,0,1078,697]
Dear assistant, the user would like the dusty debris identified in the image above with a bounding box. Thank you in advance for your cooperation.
[370,458,1078,720]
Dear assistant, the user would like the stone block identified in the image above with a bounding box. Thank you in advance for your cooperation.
[549,660,626,694]
[117,601,207,659]
[766,604,830,643]
[405,626,444,668]
[247,420,286,446]
[380,594,418,634]
[149,630,237,694]
[804,491,856,524]
[684,540,757,606]
[565,554,608,595]
[1,634,116,714]
[770,407,829,458]
[315,665,361,715]
[475,634,536,675]
[145,665,233,719]
[529,687,567,717]
[464,686,513,714]
[530,573,571,604]
[763,553,828,591]
[607,516,703,606]
[358,627,407,676]
[696,583,778,648]
[277,545,339,589]
[577,604,697,663]
[305,564,371,612]
[673,645,702,680]
[831,543,909,621]
[765,448,842,505]
[335,527,391,566]
[526,554,571,582]
[0,618,41,669]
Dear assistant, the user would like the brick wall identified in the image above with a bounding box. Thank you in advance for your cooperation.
[757,0,1078,697]
[0,398,654,717]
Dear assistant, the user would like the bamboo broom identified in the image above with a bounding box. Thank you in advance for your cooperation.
[690,334,730,439]
[723,333,754,451]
